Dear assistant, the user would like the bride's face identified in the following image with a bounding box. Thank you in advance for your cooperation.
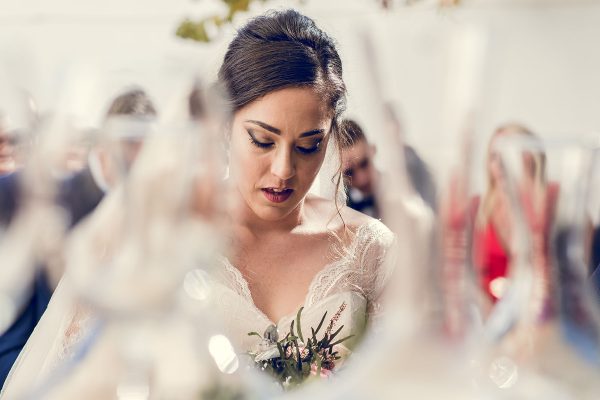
[229,87,332,222]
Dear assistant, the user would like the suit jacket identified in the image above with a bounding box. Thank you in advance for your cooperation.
[590,225,600,302]
[590,226,600,275]
[0,173,20,226]
[58,167,105,228]
[0,168,104,388]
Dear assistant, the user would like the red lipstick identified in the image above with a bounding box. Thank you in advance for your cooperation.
[262,188,293,203]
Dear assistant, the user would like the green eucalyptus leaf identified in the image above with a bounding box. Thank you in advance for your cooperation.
[295,306,305,342]
[328,325,344,343]
[302,361,311,376]
[330,334,355,347]
[316,354,322,377]
[314,311,327,336]
[293,339,302,371]
[276,342,285,360]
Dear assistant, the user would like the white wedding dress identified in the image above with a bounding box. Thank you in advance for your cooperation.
[0,218,393,398]
[207,219,394,355]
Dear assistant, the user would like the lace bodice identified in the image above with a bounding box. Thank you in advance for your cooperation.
[205,219,394,354]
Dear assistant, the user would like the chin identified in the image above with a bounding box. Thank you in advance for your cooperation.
[250,197,301,222]
[238,187,304,223]
[263,194,301,214]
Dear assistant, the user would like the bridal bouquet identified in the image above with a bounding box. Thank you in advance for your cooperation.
[247,302,352,389]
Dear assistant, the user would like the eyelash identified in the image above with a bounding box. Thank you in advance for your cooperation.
[247,131,322,155]
[248,135,273,149]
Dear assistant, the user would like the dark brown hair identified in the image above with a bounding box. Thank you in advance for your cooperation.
[219,10,350,231]
[106,88,157,118]
[218,9,346,137]
[339,119,366,149]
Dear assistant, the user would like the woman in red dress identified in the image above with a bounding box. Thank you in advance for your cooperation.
[472,124,559,316]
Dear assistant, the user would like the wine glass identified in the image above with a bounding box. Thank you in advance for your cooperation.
[26,73,242,400]
[289,21,487,400]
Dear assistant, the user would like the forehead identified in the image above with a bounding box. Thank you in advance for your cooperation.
[488,130,530,156]
[343,140,369,163]
[235,87,330,132]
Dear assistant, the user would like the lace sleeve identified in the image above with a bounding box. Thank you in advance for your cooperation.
[353,220,395,322]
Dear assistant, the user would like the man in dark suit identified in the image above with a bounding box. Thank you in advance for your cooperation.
[0,88,157,388]
[590,226,600,302]
[340,119,437,220]
[0,173,19,225]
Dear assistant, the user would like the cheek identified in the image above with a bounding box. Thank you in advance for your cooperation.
[229,137,265,187]
[522,155,536,176]
[366,162,375,176]
[229,139,247,176]
[489,160,503,181]
[297,152,326,186]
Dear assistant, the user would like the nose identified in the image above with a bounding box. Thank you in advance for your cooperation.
[353,169,370,190]
[270,146,295,181]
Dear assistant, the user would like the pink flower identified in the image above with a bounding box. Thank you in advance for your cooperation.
[325,302,347,335]
[285,344,309,360]
[310,363,333,379]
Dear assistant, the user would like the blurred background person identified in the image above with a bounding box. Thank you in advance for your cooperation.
[0,113,21,175]
[340,118,436,220]
[471,123,559,315]
[589,220,600,301]
[0,87,157,388]
[586,159,600,299]
[340,119,380,218]
[60,130,94,174]
[60,88,157,226]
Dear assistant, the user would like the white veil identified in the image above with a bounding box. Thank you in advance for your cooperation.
[0,278,76,398]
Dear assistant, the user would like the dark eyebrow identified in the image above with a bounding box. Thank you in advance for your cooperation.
[299,129,325,138]
[245,120,281,134]
[245,120,324,138]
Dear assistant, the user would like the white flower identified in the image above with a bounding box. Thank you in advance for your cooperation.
[254,345,280,362]
[251,338,279,362]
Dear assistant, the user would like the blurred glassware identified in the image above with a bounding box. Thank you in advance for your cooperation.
[473,134,600,399]
[0,64,123,398]
[0,64,38,176]
[288,22,487,400]
[20,76,248,400]
[0,80,76,337]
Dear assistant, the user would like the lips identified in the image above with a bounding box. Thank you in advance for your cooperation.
[262,188,294,203]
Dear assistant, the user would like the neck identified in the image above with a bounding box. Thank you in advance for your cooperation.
[234,190,305,237]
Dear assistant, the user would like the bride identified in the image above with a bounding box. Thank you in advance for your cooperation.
[212,9,394,355]
[1,9,394,397]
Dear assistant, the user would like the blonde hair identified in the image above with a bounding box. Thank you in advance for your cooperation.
[477,123,547,228]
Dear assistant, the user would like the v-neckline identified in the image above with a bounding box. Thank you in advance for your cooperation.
[221,221,373,326]
[222,255,342,327]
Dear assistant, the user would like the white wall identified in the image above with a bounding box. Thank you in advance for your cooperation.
[2,0,599,192]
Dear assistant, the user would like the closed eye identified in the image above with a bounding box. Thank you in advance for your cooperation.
[296,138,323,155]
[247,130,274,149]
